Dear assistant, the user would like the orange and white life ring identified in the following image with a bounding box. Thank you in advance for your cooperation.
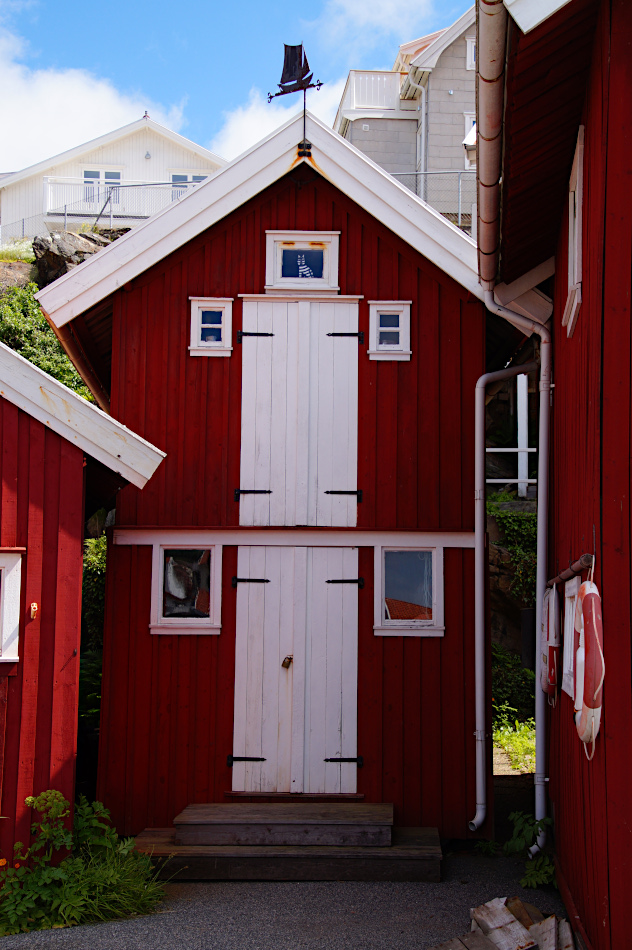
[540,585,560,700]
[573,581,605,759]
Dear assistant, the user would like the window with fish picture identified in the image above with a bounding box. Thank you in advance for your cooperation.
[150,543,223,633]
[265,231,340,293]
[189,297,233,356]
[373,544,444,636]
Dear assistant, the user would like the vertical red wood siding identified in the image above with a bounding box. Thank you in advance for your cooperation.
[548,4,632,948]
[98,169,486,836]
[0,401,84,861]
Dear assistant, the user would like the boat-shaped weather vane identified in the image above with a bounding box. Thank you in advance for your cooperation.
[268,45,323,156]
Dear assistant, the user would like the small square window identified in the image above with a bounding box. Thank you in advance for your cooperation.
[368,302,411,361]
[189,297,233,357]
[0,552,22,663]
[151,542,222,634]
[265,231,340,294]
[374,544,444,636]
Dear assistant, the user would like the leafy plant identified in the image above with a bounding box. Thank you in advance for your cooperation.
[0,792,164,935]
[492,643,535,726]
[0,239,35,263]
[493,716,536,771]
[0,284,93,400]
[474,839,501,858]
[504,811,556,889]
[487,491,537,606]
[82,535,107,652]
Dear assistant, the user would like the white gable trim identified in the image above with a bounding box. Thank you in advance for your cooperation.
[36,113,481,329]
[0,343,165,488]
[504,0,573,33]
[410,6,476,69]
[0,117,225,191]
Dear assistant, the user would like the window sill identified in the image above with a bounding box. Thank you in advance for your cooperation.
[188,346,232,357]
[367,350,412,362]
[373,625,444,637]
[149,624,221,635]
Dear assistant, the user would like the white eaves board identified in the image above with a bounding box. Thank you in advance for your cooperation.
[36,112,482,329]
[0,342,165,489]
[504,0,574,33]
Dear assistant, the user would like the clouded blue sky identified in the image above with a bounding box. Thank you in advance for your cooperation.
[1,0,472,170]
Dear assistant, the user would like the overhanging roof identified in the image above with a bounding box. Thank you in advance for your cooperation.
[410,7,475,70]
[37,111,482,331]
[0,343,165,488]
[0,116,225,191]
[504,0,574,33]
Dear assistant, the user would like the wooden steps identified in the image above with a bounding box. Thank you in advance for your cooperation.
[136,825,442,881]
[173,802,393,847]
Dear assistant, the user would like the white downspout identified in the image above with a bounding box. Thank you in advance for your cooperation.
[470,357,539,832]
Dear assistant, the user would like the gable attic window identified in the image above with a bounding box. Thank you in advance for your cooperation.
[374,543,444,636]
[0,552,23,663]
[562,126,584,338]
[466,36,476,70]
[150,543,222,634]
[367,301,412,360]
[189,297,233,357]
[265,231,340,294]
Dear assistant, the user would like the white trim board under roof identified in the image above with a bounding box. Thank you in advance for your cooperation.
[0,343,165,488]
[410,6,475,70]
[0,116,226,191]
[504,0,574,33]
[36,112,482,330]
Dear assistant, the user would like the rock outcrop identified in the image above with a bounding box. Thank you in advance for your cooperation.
[33,228,129,287]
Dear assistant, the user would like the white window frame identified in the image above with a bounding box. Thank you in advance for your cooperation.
[464,113,476,169]
[562,126,584,338]
[374,543,444,637]
[466,36,476,70]
[265,230,340,294]
[150,542,223,634]
[367,301,412,361]
[188,297,233,357]
[0,552,22,662]
[561,575,581,698]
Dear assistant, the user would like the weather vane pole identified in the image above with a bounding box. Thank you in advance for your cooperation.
[268,45,323,156]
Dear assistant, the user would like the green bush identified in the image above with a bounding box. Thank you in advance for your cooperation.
[0,284,93,401]
[0,791,164,935]
[493,717,536,771]
[491,642,535,725]
[504,811,556,889]
[82,535,107,652]
[487,491,537,606]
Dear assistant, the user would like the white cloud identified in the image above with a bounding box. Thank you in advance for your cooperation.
[307,0,436,57]
[209,79,346,162]
[0,29,185,172]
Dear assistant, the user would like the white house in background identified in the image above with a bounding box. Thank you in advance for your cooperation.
[0,115,226,241]
[333,7,476,233]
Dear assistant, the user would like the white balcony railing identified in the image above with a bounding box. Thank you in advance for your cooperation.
[43,177,206,223]
[335,70,407,127]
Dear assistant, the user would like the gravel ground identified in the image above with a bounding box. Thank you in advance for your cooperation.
[0,851,566,950]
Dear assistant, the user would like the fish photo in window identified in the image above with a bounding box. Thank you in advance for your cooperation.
[384,550,433,621]
[163,549,211,618]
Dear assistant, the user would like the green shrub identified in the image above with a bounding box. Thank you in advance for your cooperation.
[0,284,92,401]
[503,811,556,889]
[0,791,164,935]
[487,491,537,606]
[82,535,107,652]
[493,717,536,771]
[491,642,535,725]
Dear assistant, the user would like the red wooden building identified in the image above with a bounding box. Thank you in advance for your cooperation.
[479,0,631,946]
[0,342,164,861]
[36,114,502,849]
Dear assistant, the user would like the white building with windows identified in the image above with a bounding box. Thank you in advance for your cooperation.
[333,7,476,233]
[0,114,225,241]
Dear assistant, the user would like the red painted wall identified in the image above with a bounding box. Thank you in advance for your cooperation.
[547,3,632,948]
[97,168,487,836]
[0,399,85,861]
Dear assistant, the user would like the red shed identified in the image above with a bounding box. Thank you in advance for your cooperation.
[480,0,630,946]
[0,342,164,860]
[38,113,491,871]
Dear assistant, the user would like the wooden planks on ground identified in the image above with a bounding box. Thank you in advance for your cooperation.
[428,898,574,950]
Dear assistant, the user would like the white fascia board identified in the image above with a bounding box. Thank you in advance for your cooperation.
[37,112,482,327]
[333,72,354,132]
[0,343,165,488]
[504,0,573,33]
[411,6,476,69]
[0,118,225,191]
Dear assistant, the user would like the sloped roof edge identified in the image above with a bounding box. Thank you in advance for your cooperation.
[0,117,226,190]
[411,6,476,69]
[36,112,481,329]
[0,343,165,488]
[504,0,574,33]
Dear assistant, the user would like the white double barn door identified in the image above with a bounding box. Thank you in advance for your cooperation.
[232,545,359,793]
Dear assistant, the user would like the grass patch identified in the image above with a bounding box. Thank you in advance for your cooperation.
[0,240,35,263]
[493,717,536,771]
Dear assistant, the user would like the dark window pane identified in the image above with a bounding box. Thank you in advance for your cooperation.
[192,176,207,183]
[201,326,222,343]
[104,171,121,181]
[201,310,222,325]
[163,549,210,618]
[379,313,399,328]
[84,171,100,180]
[384,550,432,621]
[379,331,400,346]
[281,249,324,279]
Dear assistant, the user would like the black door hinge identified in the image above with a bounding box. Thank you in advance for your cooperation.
[324,756,364,767]
[237,331,275,343]
[326,331,364,344]
[232,577,271,588]
[325,489,363,503]
[326,578,365,589]
[227,755,267,767]
[235,488,273,502]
